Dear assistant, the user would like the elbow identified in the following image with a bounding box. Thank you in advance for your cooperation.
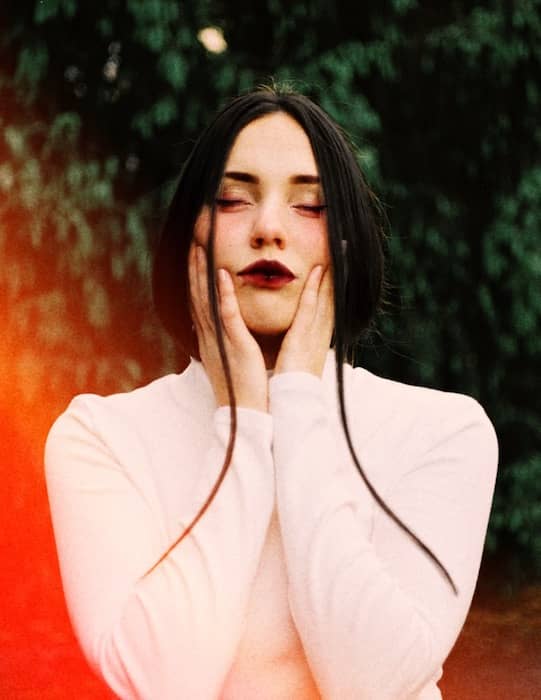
[383,626,439,700]
[363,624,438,700]
[317,614,439,700]
[88,628,173,700]
[74,626,144,700]
[69,610,157,700]
[87,610,228,700]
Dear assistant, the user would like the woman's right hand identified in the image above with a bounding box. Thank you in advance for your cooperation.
[188,243,269,413]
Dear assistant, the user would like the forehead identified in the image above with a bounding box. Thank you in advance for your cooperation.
[225,112,319,178]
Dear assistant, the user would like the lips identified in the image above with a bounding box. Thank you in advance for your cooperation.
[238,259,295,279]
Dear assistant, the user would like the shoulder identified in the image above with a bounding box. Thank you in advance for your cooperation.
[47,372,180,440]
[345,362,489,416]
[337,365,499,502]
[342,363,498,456]
[51,357,214,428]
[45,361,213,468]
[43,374,175,483]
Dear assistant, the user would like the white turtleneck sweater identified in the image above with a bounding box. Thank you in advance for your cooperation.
[44,351,498,699]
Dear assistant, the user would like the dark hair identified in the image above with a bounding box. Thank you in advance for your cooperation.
[150,85,457,594]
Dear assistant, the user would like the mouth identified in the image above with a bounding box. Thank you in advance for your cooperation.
[238,259,295,280]
[237,259,296,290]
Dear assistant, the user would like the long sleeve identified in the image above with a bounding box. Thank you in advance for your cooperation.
[269,370,498,700]
[45,393,274,700]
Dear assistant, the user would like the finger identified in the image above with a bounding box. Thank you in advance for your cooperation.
[290,265,323,330]
[316,266,335,335]
[309,264,324,293]
[302,265,323,305]
[189,244,213,336]
[217,269,251,343]
[195,245,214,332]
[188,244,202,330]
[317,265,334,316]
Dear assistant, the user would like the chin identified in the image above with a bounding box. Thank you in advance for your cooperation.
[242,314,293,337]
[245,319,291,336]
[240,300,296,337]
[249,328,289,341]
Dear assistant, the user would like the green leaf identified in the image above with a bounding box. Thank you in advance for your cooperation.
[15,44,49,88]
[152,96,178,127]
[34,0,61,24]
[159,50,187,90]
[48,112,81,146]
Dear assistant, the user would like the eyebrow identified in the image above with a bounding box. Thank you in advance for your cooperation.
[223,171,320,185]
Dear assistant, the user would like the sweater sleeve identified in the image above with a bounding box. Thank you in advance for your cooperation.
[269,371,498,700]
[44,395,274,700]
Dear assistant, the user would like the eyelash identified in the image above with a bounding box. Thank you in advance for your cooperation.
[295,205,327,213]
[215,199,327,214]
[215,198,245,208]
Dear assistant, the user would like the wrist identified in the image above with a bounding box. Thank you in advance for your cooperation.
[217,393,269,414]
[274,361,324,378]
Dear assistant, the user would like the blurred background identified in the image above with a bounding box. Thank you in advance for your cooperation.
[1,1,540,697]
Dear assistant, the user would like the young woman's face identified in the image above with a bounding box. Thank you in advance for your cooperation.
[193,112,332,337]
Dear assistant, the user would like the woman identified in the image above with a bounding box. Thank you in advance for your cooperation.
[45,87,498,699]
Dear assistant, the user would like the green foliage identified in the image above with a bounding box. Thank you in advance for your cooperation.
[0,108,155,399]
[158,50,187,89]
[14,43,48,97]
[34,0,76,23]
[487,454,541,570]
[2,0,540,576]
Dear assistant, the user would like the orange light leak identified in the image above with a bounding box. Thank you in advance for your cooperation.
[0,302,114,697]
[0,80,135,690]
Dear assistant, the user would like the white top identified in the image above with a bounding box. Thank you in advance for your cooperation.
[44,350,498,699]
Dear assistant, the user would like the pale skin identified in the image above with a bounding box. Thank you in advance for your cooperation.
[188,113,335,413]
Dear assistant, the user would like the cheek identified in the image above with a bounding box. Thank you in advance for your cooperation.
[213,214,250,259]
[300,221,330,264]
[319,222,331,263]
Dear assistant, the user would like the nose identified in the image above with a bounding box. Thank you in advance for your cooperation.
[250,201,287,250]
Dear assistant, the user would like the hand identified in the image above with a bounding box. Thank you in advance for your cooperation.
[188,243,269,412]
[274,264,334,377]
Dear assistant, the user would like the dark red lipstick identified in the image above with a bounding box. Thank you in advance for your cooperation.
[238,259,295,289]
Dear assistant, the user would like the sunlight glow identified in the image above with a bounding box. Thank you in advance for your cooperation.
[197,27,227,54]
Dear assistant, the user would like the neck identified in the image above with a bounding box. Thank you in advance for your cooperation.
[252,332,285,371]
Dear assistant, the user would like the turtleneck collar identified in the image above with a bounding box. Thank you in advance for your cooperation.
[185,348,339,406]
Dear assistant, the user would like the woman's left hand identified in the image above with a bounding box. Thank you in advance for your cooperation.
[274,264,334,378]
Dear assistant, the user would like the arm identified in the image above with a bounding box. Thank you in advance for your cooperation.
[269,371,498,700]
[45,395,274,700]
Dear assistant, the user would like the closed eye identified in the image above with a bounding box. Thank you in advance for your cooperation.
[294,204,327,217]
[215,198,249,209]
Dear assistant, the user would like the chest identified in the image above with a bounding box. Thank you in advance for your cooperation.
[221,508,321,699]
